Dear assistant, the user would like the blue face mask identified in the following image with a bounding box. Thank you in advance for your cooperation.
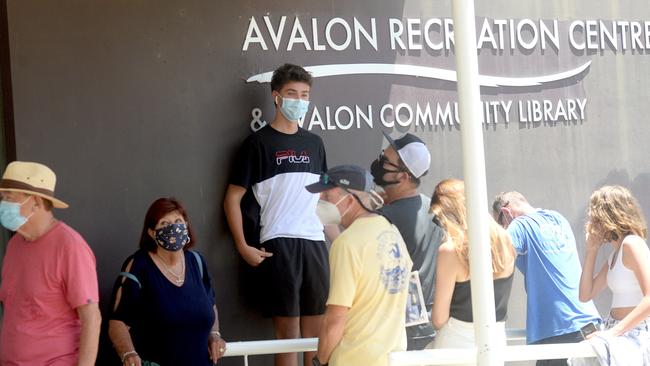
[0,197,31,232]
[278,96,309,122]
[154,223,190,252]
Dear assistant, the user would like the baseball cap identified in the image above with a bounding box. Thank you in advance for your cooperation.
[383,131,431,178]
[305,165,374,193]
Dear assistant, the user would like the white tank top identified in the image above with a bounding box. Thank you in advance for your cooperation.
[607,241,648,308]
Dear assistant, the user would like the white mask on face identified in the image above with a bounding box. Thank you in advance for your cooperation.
[315,194,350,225]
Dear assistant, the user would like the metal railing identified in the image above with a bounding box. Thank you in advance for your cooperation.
[388,343,596,365]
[224,337,317,358]
[221,328,596,365]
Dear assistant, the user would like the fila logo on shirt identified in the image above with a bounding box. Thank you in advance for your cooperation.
[275,150,311,165]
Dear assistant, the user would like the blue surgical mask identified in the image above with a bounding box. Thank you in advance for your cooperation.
[154,223,190,251]
[278,96,309,122]
[0,197,31,232]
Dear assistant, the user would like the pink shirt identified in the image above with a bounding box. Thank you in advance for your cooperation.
[0,222,99,365]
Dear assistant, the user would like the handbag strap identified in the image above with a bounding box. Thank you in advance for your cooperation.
[118,271,142,289]
[190,250,203,279]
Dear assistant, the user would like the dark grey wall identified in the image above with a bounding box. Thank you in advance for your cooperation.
[6,1,408,365]
[5,1,650,365]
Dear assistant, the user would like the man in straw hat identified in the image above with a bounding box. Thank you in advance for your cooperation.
[0,161,101,365]
[306,165,412,366]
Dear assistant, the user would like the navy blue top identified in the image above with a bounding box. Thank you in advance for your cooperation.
[111,249,216,366]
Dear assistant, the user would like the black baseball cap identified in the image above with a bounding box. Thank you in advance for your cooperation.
[305,165,374,193]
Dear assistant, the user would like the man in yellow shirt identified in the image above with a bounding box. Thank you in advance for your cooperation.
[306,165,413,366]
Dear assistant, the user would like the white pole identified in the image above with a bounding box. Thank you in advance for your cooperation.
[451,1,501,366]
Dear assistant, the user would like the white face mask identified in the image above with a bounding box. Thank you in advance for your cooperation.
[315,195,349,225]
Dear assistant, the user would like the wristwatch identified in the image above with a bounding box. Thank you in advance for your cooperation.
[312,356,328,366]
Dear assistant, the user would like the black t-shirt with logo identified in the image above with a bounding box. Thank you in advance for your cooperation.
[229,125,327,245]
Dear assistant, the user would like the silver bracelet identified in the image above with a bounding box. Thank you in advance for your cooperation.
[121,350,138,363]
[210,330,221,338]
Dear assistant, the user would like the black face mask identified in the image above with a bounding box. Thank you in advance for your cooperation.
[370,156,405,187]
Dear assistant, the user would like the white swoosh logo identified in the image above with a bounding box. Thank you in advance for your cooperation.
[246,61,591,87]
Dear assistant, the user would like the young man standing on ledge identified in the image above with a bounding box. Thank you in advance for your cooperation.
[0,161,101,365]
[224,64,328,366]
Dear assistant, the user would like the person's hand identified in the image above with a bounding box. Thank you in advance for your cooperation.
[238,244,273,267]
[586,328,619,340]
[122,353,142,366]
[585,230,605,252]
[209,335,227,364]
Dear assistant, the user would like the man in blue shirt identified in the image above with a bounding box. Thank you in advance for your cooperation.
[492,191,600,366]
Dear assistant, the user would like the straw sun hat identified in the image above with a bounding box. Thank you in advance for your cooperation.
[0,161,69,209]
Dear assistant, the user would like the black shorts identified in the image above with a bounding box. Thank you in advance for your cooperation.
[259,237,329,317]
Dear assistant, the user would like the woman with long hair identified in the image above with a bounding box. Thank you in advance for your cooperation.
[430,179,516,355]
[574,185,650,365]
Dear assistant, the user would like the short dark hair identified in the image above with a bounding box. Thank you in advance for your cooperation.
[139,197,196,252]
[270,63,313,92]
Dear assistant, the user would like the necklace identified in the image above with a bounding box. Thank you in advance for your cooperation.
[154,252,185,284]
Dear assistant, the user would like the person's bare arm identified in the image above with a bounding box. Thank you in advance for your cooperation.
[109,259,142,366]
[208,305,227,363]
[432,242,459,329]
[316,305,349,364]
[109,320,141,366]
[76,303,101,366]
[579,231,609,302]
[223,184,272,266]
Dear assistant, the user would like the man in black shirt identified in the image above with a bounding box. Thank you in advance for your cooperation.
[370,131,445,350]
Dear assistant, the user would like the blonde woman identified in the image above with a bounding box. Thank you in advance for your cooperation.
[573,185,650,365]
[430,179,516,353]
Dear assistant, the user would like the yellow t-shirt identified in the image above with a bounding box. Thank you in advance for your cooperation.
[327,215,413,366]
